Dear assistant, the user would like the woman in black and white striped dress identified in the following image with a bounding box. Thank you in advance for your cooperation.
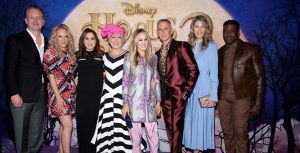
[91,24,132,153]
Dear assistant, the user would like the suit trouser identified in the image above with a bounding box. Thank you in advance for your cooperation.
[162,99,185,153]
[10,88,46,153]
[218,98,251,153]
[129,122,159,153]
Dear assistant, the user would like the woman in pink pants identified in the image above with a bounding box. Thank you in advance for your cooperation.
[122,28,161,153]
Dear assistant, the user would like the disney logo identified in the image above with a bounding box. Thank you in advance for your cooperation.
[122,2,157,18]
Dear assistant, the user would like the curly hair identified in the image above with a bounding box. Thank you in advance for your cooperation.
[77,28,103,59]
[48,24,76,62]
[129,28,153,67]
[188,15,213,50]
[100,23,125,39]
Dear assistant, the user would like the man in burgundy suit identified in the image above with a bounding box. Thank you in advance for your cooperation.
[156,19,199,153]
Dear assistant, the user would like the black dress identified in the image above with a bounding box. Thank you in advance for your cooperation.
[76,51,103,153]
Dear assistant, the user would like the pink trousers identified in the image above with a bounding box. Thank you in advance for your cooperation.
[129,122,159,153]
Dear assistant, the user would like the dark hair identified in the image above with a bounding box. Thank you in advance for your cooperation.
[157,19,172,26]
[223,20,240,31]
[78,28,103,59]
[25,5,45,18]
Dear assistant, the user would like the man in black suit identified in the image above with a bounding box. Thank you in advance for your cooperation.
[4,5,47,153]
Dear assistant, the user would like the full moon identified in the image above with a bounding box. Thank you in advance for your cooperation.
[63,0,245,51]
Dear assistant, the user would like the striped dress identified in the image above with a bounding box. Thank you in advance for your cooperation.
[91,51,132,153]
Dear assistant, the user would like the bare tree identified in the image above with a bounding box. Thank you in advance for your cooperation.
[215,130,225,153]
[215,1,300,153]
[249,0,300,152]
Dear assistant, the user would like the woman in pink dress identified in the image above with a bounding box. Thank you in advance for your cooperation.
[43,24,76,153]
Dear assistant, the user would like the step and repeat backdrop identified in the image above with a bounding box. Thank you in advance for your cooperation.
[0,0,299,152]
[60,1,244,152]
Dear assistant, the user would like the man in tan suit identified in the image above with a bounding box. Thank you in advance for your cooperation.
[218,20,265,153]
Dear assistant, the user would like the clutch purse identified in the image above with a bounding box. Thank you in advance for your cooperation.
[125,113,132,129]
[198,94,210,107]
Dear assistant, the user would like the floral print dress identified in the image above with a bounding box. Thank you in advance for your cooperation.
[122,53,161,123]
[43,48,76,117]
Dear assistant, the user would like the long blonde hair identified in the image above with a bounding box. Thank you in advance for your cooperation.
[129,29,153,67]
[188,15,213,50]
[48,24,76,62]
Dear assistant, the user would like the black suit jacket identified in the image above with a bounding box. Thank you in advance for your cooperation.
[4,30,48,103]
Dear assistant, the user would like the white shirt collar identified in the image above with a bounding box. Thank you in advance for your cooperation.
[26,28,44,43]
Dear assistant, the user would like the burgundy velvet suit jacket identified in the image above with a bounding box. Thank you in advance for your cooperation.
[156,39,199,101]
